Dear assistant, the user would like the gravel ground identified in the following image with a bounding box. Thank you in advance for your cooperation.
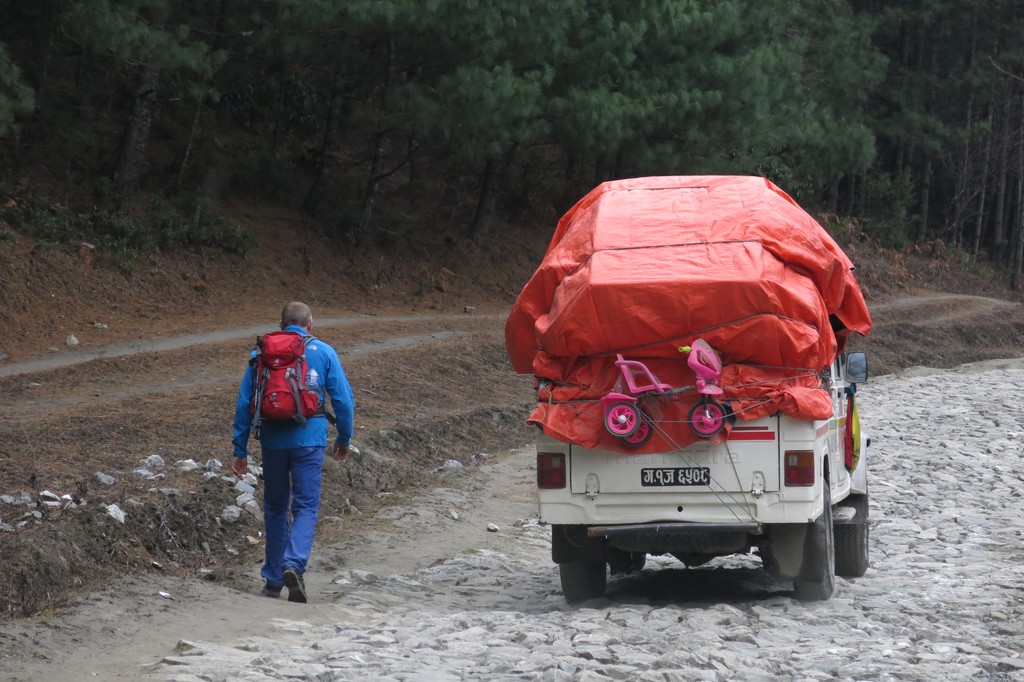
[161,361,1024,682]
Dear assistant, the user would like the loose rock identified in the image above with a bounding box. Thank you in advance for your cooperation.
[104,504,125,524]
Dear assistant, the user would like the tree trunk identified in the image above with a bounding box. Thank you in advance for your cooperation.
[357,35,395,245]
[951,95,974,248]
[471,157,499,247]
[269,55,290,152]
[563,153,580,210]
[358,128,386,244]
[916,156,932,243]
[592,156,614,188]
[992,99,1010,252]
[971,105,994,256]
[826,178,839,215]
[1012,89,1024,289]
[470,145,518,247]
[406,134,418,189]
[303,62,351,216]
[952,11,980,248]
[17,27,56,160]
[113,61,160,192]
[175,96,204,194]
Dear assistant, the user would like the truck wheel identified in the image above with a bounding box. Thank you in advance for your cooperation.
[835,492,869,577]
[793,477,835,602]
[559,561,607,604]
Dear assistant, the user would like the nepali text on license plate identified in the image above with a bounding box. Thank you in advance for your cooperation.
[641,467,710,487]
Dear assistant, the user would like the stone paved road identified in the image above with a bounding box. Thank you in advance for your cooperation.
[162,363,1024,682]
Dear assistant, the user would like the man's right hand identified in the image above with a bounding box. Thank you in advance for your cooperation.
[232,456,248,478]
[332,443,350,462]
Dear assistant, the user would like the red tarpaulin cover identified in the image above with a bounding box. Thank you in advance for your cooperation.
[505,176,872,453]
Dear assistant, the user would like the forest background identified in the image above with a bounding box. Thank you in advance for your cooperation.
[0,0,1023,283]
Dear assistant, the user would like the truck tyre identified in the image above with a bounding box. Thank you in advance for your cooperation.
[559,561,607,604]
[793,476,835,602]
[835,492,869,577]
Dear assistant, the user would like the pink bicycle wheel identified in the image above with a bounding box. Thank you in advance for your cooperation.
[688,400,726,438]
[605,402,640,437]
[622,415,653,447]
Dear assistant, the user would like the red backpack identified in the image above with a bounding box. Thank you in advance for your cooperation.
[249,332,321,435]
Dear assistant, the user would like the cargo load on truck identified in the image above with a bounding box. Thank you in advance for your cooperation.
[505,175,872,454]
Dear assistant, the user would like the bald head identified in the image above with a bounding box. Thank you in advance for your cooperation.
[280,301,313,330]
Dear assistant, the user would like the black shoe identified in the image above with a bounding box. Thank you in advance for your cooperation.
[283,567,307,603]
[261,583,282,598]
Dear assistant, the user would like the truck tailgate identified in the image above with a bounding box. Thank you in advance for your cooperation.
[569,417,781,494]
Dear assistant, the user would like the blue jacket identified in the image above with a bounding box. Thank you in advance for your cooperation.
[232,326,355,457]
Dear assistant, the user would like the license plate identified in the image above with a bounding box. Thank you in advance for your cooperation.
[641,467,710,487]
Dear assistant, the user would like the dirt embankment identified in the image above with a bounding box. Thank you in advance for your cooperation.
[0,198,546,622]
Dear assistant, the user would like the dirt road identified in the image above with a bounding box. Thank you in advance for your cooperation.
[0,313,501,378]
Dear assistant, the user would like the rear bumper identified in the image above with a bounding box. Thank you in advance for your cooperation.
[587,522,763,539]
[579,521,764,556]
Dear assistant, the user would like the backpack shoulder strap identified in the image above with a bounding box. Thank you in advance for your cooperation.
[300,336,336,425]
[249,335,265,366]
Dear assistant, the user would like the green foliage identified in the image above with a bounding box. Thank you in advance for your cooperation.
[1,202,78,243]
[226,146,305,205]
[819,207,911,252]
[689,2,885,200]
[818,214,859,241]
[946,247,1002,282]
[1,194,254,259]
[0,0,1018,255]
[64,0,225,79]
[381,0,886,185]
[861,170,915,223]
[388,0,571,159]
[862,0,1024,247]
[859,218,912,251]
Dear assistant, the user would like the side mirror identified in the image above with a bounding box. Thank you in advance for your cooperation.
[846,352,868,383]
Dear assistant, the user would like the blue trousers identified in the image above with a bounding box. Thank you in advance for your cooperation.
[260,446,324,587]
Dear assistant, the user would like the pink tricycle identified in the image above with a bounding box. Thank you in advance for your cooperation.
[601,339,728,446]
[678,338,728,438]
[600,355,670,446]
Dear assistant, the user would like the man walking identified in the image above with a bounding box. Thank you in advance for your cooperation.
[231,301,355,603]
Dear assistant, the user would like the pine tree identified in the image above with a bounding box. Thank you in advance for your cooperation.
[0,43,34,137]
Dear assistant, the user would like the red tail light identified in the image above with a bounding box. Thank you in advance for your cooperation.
[537,452,567,489]
[784,450,815,486]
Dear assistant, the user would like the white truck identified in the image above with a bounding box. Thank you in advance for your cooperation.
[537,351,871,603]
[505,176,875,603]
